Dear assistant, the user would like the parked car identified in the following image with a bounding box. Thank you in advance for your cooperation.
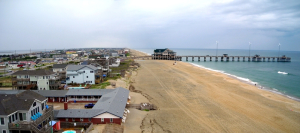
[6,70,12,73]
[84,103,95,108]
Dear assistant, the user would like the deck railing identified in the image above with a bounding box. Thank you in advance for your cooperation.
[8,105,53,133]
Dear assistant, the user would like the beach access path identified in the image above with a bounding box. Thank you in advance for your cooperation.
[130,50,300,133]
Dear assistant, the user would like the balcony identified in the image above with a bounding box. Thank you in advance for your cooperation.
[49,83,61,87]
[12,77,30,81]
[58,71,66,73]
[8,105,53,133]
[67,97,100,102]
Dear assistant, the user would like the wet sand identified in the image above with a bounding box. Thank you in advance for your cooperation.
[130,49,300,133]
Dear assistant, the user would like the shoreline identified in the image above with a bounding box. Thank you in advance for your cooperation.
[188,62,300,102]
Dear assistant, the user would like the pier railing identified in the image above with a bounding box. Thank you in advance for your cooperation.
[124,55,291,62]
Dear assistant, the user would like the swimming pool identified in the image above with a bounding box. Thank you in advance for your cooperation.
[68,87,84,89]
[62,130,76,133]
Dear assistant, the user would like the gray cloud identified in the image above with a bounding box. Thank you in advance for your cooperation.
[0,0,299,51]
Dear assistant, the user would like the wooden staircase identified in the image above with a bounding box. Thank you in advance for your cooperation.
[26,84,36,90]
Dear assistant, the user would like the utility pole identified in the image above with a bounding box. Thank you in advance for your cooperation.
[249,42,251,57]
[278,43,281,57]
[216,41,218,57]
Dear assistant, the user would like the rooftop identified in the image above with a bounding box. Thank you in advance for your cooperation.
[53,64,68,69]
[12,69,55,76]
[55,87,129,118]
[67,65,97,71]
[0,91,46,115]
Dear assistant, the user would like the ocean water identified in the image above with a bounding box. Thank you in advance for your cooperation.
[135,48,300,101]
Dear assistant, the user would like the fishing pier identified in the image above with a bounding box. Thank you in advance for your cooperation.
[128,48,291,62]
[174,54,291,62]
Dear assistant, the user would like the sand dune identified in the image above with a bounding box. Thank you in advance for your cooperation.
[130,49,300,133]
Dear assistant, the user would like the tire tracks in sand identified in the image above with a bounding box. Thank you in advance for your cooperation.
[142,63,216,132]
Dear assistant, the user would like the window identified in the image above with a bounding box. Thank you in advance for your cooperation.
[23,113,26,120]
[47,82,48,85]
[110,118,113,123]
[19,113,23,121]
[12,115,15,121]
[43,76,45,79]
[42,103,44,110]
[33,102,36,107]
[15,113,18,120]
[88,118,91,122]
[80,118,83,122]
[83,71,85,73]
[86,76,88,78]
[72,118,75,122]
[9,116,11,123]
[0,118,4,125]
[90,71,93,73]
[38,107,39,113]
[101,118,104,122]
[3,130,7,133]
[66,118,68,121]
[73,76,75,78]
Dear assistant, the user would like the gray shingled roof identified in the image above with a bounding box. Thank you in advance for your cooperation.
[67,65,97,71]
[55,87,129,118]
[12,69,55,76]
[0,91,47,115]
[66,89,114,96]
[0,90,25,95]
[93,87,129,118]
[55,109,103,118]
[32,90,69,97]
[53,64,68,69]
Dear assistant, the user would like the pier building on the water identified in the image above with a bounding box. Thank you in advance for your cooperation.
[152,48,176,60]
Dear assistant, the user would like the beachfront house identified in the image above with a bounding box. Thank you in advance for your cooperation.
[12,70,61,90]
[55,87,129,125]
[0,90,53,133]
[152,48,177,60]
[66,65,98,85]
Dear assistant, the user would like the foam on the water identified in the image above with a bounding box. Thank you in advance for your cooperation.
[190,63,257,85]
[190,62,300,102]
[278,71,288,75]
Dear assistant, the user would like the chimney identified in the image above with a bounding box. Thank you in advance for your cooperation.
[64,102,68,110]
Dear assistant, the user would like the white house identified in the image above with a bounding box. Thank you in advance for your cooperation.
[66,65,98,84]
[12,70,61,90]
[52,64,68,73]
[8,62,18,69]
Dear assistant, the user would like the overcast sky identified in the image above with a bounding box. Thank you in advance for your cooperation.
[1,0,300,51]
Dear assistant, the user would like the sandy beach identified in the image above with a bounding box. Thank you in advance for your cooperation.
[130,49,300,133]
